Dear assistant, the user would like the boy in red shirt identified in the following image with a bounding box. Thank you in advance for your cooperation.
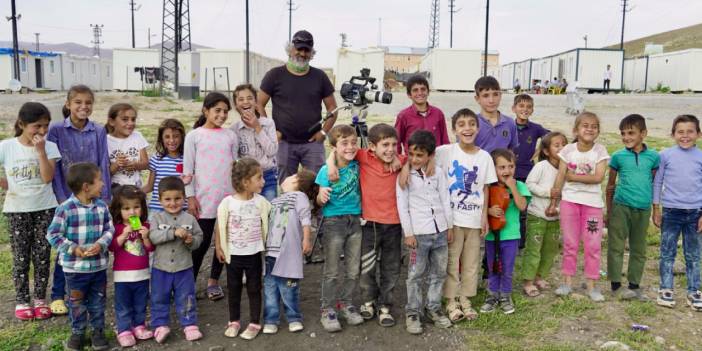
[395,75,450,155]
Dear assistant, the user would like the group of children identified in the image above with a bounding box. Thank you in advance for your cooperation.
[2,73,701,349]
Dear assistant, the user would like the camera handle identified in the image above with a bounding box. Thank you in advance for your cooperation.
[306,104,351,136]
[307,103,370,148]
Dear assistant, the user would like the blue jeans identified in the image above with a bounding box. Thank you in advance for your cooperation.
[263,256,302,325]
[261,168,278,201]
[64,270,107,335]
[659,208,701,293]
[50,256,66,301]
[151,268,197,328]
[114,280,149,333]
[405,232,448,316]
[320,215,362,310]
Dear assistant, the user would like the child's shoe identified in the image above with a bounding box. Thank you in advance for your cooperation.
[50,299,68,315]
[91,330,110,351]
[64,333,83,351]
[288,321,304,333]
[154,326,171,343]
[359,301,375,320]
[446,299,465,322]
[33,300,51,320]
[320,308,342,332]
[183,325,203,341]
[131,325,153,340]
[480,292,499,313]
[14,304,34,321]
[458,296,478,320]
[686,290,702,311]
[377,306,395,327]
[657,289,676,308]
[499,293,515,314]
[339,304,364,326]
[262,324,278,334]
[117,331,136,347]
[554,284,572,297]
[588,288,605,302]
[239,323,261,340]
[425,308,452,328]
[224,321,241,338]
[405,314,423,335]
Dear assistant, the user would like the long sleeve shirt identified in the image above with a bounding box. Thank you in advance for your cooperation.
[652,145,702,209]
[48,118,111,203]
[149,210,203,273]
[109,223,154,282]
[396,166,453,236]
[45,195,114,273]
[525,160,559,220]
[233,117,278,171]
[394,104,450,155]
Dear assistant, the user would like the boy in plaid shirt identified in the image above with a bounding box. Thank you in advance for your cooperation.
[46,162,114,351]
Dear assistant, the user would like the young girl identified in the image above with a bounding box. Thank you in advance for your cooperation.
[106,103,149,189]
[142,118,188,212]
[550,112,609,302]
[214,158,271,340]
[47,84,111,315]
[522,132,567,297]
[481,149,530,314]
[262,169,317,334]
[0,102,61,320]
[183,92,239,300]
[232,84,278,201]
[108,186,154,347]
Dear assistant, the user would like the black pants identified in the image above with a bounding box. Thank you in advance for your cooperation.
[226,252,263,323]
[603,79,610,94]
[190,218,224,280]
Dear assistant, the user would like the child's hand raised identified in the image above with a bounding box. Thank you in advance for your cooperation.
[317,187,332,205]
[503,175,517,189]
[31,134,46,151]
[138,227,150,240]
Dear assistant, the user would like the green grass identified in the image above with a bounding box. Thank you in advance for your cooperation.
[624,301,657,320]
[0,323,70,351]
[609,329,664,351]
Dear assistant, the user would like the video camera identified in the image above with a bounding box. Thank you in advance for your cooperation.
[339,68,392,106]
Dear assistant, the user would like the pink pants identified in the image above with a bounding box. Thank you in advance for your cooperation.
[559,200,603,280]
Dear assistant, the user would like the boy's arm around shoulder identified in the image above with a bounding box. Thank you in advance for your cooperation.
[148,212,176,245]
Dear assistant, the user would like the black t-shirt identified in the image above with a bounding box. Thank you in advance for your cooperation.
[260,65,335,143]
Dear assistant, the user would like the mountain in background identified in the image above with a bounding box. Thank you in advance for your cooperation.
[604,22,702,57]
[0,41,212,60]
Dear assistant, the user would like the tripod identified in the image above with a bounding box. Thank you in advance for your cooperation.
[315,103,369,148]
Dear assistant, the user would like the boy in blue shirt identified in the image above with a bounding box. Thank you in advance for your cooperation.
[315,125,363,332]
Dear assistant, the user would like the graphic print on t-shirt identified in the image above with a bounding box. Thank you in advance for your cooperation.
[227,200,262,250]
[9,157,41,185]
[448,159,480,207]
[110,147,140,179]
[124,231,146,256]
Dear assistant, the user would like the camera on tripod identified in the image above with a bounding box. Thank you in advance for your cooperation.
[339,68,393,106]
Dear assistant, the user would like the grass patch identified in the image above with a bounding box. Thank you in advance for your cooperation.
[161,107,184,112]
[549,297,597,317]
[140,89,161,97]
[624,301,657,320]
[0,248,13,290]
[609,329,664,351]
[0,322,116,351]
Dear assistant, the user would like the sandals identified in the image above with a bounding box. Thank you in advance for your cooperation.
[224,321,241,338]
[535,279,551,290]
[184,325,203,341]
[207,285,225,301]
[50,299,68,315]
[131,325,153,340]
[154,326,171,344]
[117,331,136,347]
[458,296,478,321]
[446,300,465,322]
[239,323,261,340]
[15,305,34,321]
[523,284,541,297]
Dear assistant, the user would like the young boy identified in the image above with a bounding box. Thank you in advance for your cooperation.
[316,125,363,332]
[397,130,453,334]
[481,149,530,314]
[606,114,659,301]
[395,75,450,155]
[45,163,114,351]
[149,176,204,342]
[473,76,519,153]
[652,114,702,310]
[513,94,549,247]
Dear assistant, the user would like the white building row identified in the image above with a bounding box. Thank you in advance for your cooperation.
[623,48,702,92]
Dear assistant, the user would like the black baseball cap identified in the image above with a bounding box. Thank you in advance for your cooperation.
[292,30,314,50]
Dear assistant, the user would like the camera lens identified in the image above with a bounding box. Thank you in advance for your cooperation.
[375,91,392,104]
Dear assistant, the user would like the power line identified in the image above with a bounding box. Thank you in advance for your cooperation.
[34,32,39,51]
[130,0,142,48]
[428,0,440,49]
[6,0,21,79]
[448,0,461,48]
[90,24,104,57]
[620,0,633,50]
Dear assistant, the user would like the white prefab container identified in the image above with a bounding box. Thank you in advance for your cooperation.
[420,48,481,91]
[646,49,702,92]
[531,56,554,85]
[623,57,649,92]
[60,54,112,91]
[499,63,515,90]
[112,48,160,91]
[197,49,284,92]
[0,49,63,90]
[513,59,533,90]
[335,48,385,90]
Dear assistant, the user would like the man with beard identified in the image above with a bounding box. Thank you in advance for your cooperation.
[258,30,338,179]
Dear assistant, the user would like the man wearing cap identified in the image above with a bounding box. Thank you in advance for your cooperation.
[258,30,338,179]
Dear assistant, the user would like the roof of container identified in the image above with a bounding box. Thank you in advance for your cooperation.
[380,46,428,55]
[0,48,59,57]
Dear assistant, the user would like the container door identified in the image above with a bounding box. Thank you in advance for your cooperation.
[35,59,43,88]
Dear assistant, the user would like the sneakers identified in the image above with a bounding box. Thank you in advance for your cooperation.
[657,289,676,308]
[320,309,342,332]
[377,306,395,327]
[458,296,478,320]
[64,334,83,351]
[239,323,261,340]
[288,321,304,333]
[339,305,364,326]
[555,284,572,297]
[14,304,34,321]
[359,301,375,320]
[588,288,605,302]
[262,324,278,334]
[425,308,452,328]
[405,314,423,335]
[91,330,110,351]
[499,294,515,314]
[480,293,499,313]
[686,290,702,311]
[224,321,241,338]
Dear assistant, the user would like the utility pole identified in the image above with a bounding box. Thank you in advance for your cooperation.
[91,24,104,57]
[7,0,21,79]
[287,1,298,42]
[130,0,141,48]
[34,33,40,51]
[245,0,250,83]
[483,0,489,77]
[428,0,440,49]
[148,27,157,48]
[377,18,382,47]
[583,35,588,48]
[340,33,348,48]
[448,0,460,48]
[620,0,631,50]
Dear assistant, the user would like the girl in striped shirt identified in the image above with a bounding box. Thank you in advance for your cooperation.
[142,119,188,212]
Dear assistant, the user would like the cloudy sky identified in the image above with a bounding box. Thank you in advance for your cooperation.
[3,0,701,68]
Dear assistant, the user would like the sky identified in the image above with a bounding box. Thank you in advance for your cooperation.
[2,0,702,69]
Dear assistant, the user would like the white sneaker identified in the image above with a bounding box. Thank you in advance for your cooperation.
[262,324,278,334]
[288,321,304,333]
